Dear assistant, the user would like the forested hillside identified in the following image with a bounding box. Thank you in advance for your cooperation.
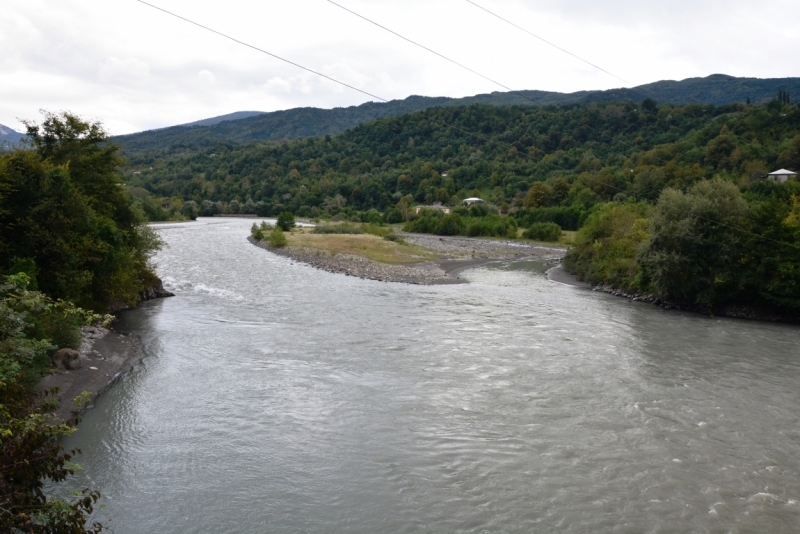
[114,74,800,152]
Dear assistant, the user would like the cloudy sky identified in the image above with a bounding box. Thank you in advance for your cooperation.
[2,0,799,135]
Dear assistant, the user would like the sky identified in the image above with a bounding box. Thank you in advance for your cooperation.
[2,0,799,135]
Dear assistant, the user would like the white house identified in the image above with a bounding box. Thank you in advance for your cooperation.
[768,169,797,183]
[463,197,484,206]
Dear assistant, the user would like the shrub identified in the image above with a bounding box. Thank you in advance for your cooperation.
[269,227,288,247]
[276,211,295,231]
[384,208,404,224]
[250,223,264,241]
[312,224,363,234]
[436,213,465,236]
[524,222,562,242]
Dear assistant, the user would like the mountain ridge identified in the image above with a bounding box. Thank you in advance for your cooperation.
[114,74,800,152]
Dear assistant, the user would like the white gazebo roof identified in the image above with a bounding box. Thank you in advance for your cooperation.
[769,169,797,175]
[463,197,484,202]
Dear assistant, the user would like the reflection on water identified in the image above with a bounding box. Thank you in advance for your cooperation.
[58,218,800,533]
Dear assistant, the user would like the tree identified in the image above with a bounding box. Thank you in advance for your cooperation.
[3,112,163,311]
[640,179,750,310]
[524,182,552,208]
[276,212,295,231]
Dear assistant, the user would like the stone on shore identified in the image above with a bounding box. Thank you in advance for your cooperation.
[52,348,81,370]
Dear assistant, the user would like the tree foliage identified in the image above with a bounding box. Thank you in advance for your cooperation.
[0,274,109,533]
[0,112,163,311]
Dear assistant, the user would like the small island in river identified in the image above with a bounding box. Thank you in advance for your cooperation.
[249,225,566,285]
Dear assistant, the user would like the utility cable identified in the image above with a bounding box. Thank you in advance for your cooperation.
[464,0,632,87]
[135,0,800,252]
[136,0,390,105]
[326,0,549,108]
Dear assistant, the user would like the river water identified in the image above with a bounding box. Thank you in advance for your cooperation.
[61,218,800,533]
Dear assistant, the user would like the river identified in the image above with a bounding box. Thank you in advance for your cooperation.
[61,218,800,532]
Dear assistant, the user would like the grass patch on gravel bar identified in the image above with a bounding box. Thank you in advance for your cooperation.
[287,230,439,265]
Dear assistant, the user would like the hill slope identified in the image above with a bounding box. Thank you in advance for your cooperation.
[0,124,25,150]
[114,74,800,152]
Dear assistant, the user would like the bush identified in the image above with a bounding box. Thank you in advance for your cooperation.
[251,222,264,241]
[384,208,404,224]
[436,213,465,236]
[383,233,406,244]
[312,224,363,234]
[276,211,295,231]
[269,227,288,247]
[524,222,562,242]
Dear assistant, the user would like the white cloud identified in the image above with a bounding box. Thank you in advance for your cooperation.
[197,69,216,84]
[0,0,798,134]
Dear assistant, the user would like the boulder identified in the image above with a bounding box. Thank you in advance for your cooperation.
[52,348,81,370]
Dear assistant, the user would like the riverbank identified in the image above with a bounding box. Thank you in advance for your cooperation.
[38,326,143,423]
[249,232,567,285]
[552,265,800,324]
[38,279,174,423]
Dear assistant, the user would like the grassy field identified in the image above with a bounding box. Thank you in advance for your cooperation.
[287,229,439,265]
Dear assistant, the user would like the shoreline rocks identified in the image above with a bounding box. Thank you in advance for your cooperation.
[586,281,800,325]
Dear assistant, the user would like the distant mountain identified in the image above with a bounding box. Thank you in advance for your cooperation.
[179,111,266,128]
[114,74,800,152]
[0,124,25,150]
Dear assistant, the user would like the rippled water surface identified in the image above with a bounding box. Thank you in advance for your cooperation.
[61,218,800,533]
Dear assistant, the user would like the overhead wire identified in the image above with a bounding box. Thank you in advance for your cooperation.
[135,0,800,251]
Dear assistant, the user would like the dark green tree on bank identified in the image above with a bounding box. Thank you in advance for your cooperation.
[0,112,162,311]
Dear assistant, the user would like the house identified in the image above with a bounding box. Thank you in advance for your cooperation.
[441,171,449,177]
[463,197,484,206]
[414,202,451,215]
[768,169,797,183]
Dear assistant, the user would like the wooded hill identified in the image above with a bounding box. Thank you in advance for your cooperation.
[114,74,800,152]
[123,97,800,217]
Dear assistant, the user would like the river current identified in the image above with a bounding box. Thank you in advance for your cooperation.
[61,218,800,533]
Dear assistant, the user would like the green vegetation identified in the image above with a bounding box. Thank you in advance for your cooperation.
[0,112,164,532]
[0,274,109,533]
[523,222,563,242]
[276,212,296,232]
[1,112,164,311]
[268,227,288,248]
[564,179,800,313]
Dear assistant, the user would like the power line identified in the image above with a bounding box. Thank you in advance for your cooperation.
[464,0,632,87]
[324,0,691,170]
[136,0,390,105]
[135,0,800,252]
[326,0,549,108]
[462,1,709,116]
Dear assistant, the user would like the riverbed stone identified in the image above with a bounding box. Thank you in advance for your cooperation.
[52,348,81,370]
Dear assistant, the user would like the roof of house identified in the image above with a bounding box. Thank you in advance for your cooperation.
[463,197,484,202]
[769,169,797,175]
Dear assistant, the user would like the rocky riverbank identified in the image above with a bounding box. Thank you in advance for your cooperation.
[38,279,175,424]
[38,325,143,423]
[250,234,567,285]
[547,270,800,325]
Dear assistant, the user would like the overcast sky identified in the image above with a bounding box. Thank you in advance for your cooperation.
[2,0,799,135]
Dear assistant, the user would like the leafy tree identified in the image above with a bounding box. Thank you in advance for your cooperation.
[1,113,163,311]
[640,179,750,309]
[276,212,295,231]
